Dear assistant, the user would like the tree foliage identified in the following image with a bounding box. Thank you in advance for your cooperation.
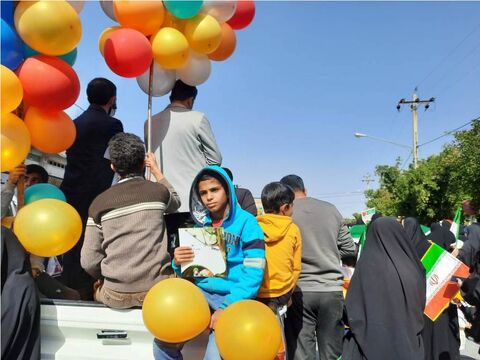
[365,120,479,224]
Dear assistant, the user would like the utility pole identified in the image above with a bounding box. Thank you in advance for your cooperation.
[362,174,374,190]
[396,88,435,169]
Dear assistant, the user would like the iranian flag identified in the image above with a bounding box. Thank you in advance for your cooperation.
[450,208,462,248]
[421,242,469,321]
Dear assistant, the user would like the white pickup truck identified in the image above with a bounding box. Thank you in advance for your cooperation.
[40,299,208,360]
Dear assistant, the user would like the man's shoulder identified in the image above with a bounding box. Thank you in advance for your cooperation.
[295,197,341,214]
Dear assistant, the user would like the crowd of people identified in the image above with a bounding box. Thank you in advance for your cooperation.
[1,78,480,360]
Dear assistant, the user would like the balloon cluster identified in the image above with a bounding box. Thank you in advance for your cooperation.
[1,0,84,170]
[98,0,255,96]
[1,1,83,258]
[142,279,282,360]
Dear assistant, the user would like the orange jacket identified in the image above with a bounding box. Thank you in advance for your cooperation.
[256,214,302,298]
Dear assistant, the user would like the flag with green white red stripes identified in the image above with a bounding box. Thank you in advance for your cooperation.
[421,241,469,321]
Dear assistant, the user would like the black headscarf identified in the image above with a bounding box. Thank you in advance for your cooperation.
[1,227,41,360]
[404,217,431,258]
[344,217,426,360]
[459,223,480,269]
[428,222,456,250]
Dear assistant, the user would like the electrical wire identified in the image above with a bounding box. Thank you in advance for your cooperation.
[418,116,479,148]
[416,22,480,88]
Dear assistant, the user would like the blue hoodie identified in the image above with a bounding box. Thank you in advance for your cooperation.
[173,166,265,309]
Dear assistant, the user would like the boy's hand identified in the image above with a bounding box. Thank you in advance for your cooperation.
[210,309,224,330]
[7,164,26,185]
[173,246,194,266]
[145,152,164,181]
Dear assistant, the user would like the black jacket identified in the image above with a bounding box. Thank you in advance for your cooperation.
[61,105,123,219]
[235,187,257,216]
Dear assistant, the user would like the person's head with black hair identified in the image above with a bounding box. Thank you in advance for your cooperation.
[108,133,145,179]
[87,78,117,116]
[261,182,294,216]
[169,80,198,110]
[25,164,49,187]
[196,169,230,221]
[280,174,306,199]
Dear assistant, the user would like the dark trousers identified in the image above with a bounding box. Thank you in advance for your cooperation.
[285,291,344,360]
[60,191,95,300]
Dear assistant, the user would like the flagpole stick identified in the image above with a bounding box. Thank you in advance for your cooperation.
[146,61,154,180]
[15,103,26,212]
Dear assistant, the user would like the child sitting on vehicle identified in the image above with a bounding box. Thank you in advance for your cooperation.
[155,166,265,360]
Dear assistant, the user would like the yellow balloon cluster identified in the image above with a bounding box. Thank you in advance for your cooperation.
[14,0,82,56]
[13,199,82,257]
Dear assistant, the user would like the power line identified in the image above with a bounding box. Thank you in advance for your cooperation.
[418,116,479,148]
[434,60,480,98]
[73,103,86,112]
[416,22,480,88]
[428,41,480,94]
[401,151,413,170]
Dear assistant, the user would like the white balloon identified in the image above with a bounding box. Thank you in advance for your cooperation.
[137,63,176,97]
[68,1,85,13]
[177,51,211,86]
[100,0,117,21]
[201,1,237,23]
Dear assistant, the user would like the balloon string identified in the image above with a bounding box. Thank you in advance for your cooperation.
[146,61,154,180]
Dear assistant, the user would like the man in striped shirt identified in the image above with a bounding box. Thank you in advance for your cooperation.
[81,133,180,309]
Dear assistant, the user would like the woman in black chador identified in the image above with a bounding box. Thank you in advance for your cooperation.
[343,217,426,360]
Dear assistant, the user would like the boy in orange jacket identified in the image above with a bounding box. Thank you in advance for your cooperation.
[256,181,302,308]
[257,182,302,360]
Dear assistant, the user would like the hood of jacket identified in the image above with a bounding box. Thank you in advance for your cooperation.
[189,166,238,227]
[257,213,294,243]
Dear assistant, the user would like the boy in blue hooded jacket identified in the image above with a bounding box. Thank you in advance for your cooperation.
[153,166,265,360]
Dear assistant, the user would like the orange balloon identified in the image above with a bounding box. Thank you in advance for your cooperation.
[142,278,210,343]
[208,23,236,61]
[1,112,31,172]
[98,26,121,56]
[17,55,80,111]
[24,107,76,154]
[113,0,164,36]
[162,11,186,32]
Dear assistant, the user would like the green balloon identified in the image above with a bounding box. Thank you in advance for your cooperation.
[23,44,77,66]
[24,183,66,205]
[164,1,203,19]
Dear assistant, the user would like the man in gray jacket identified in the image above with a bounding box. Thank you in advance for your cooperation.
[145,80,222,213]
[280,174,356,360]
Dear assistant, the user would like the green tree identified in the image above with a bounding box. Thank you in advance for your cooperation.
[364,119,479,224]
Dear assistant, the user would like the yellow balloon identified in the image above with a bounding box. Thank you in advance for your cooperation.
[1,113,31,172]
[14,0,82,56]
[142,278,210,343]
[13,199,82,257]
[98,26,121,56]
[1,65,23,113]
[184,14,222,55]
[215,300,282,360]
[151,28,189,69]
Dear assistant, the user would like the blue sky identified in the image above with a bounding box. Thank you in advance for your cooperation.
[68,1,480,217]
